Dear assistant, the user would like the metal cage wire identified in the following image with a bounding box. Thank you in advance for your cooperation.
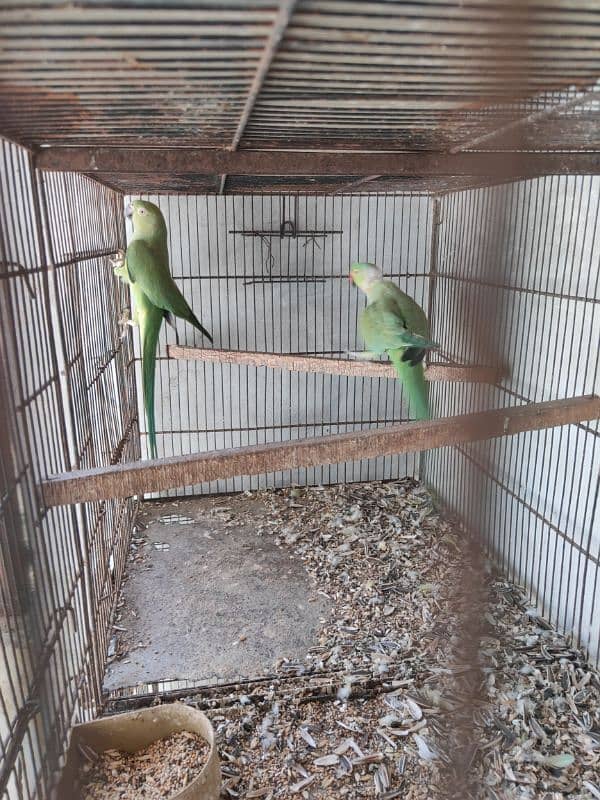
[1,1,599,161]
[126,192,431,493]
[0,142,598,799]
[0,140,138,799]
[424,175,600,663]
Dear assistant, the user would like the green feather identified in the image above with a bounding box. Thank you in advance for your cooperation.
[131,285,163,459]
[351,263,436,421]
[389,349,430,421]
[114,252,164,459]
[126,200,212,342]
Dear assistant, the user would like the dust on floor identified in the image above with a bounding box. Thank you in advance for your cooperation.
[104,493,330,690]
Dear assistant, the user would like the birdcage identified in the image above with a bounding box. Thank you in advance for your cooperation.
[0,2,599,798]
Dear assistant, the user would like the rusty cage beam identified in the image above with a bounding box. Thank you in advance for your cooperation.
[230,0,297,152]
[220,0,297,193]
[35,149,600,177]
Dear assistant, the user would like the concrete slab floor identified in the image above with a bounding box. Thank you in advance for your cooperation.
[103,494,331,691]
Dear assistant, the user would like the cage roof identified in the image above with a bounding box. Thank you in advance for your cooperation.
[1,0,599,192]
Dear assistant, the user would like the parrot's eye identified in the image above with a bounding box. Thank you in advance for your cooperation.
[138,208,146,215]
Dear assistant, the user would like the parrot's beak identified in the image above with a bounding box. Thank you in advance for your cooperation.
[348,272,354,284]
[125,203,134,219]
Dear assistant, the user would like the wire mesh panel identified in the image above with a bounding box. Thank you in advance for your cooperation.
[2,1,598,158]
[0,1,279,149]
[423,176,600,663]
[125,192,431,495]
[0,139,138,799]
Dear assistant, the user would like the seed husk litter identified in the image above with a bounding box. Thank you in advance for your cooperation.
[110,480,600,799]
[78,731,209,799]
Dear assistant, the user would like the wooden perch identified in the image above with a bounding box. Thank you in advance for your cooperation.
[167,346,503,384]
[40,396,599,507]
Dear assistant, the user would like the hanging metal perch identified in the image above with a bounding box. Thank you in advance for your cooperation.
[229,219,343,238]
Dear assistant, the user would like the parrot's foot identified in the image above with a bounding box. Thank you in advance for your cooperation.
[346,350,381,361]
[109,249,126,269]
[118,309,136,338]
[110,249,130,283]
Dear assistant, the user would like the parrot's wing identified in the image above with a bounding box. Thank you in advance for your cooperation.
[381,280,430,338]
[125,239,154,286]
[125,239,212,342]
[126,239,186,314]
[372,303,437,351]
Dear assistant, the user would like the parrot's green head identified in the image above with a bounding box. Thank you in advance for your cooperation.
[349,262,383,294]
[125,199,167,239]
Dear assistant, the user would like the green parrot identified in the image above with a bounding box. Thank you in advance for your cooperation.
[349,262,438,420]
[123,199,213,342]
[112,259,164,458]
[111,199,212,458]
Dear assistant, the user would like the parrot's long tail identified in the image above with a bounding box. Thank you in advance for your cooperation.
[389,348,430,421]
[187,309,213,344]
[141,312,164,459]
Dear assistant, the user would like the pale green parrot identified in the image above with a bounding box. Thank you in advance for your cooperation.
[124,199,213,342]
[112,256,164,458]
[349,262,438,420]
[111,199,212,458]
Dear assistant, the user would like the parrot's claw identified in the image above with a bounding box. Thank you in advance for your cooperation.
[118,308,132,327]
[346,350,381,361]
[118,308,137,339]
[108,249,126,269]
[110,250,130,283]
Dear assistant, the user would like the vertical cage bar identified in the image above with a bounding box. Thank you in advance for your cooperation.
[0,138,140,798]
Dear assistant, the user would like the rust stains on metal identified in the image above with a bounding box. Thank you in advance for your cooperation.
[35,147,600,176]
[1,2,599,159]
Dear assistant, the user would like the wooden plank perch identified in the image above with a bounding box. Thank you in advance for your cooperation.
[167,346,503,384]
[40,396,599,507]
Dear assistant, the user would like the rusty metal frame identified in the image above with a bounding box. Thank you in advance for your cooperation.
[231,28,299,149]
[35,148,600,177]
[219,0,298,192]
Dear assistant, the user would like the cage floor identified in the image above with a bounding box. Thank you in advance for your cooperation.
[105,479,600,798]
[103,493,331,691]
